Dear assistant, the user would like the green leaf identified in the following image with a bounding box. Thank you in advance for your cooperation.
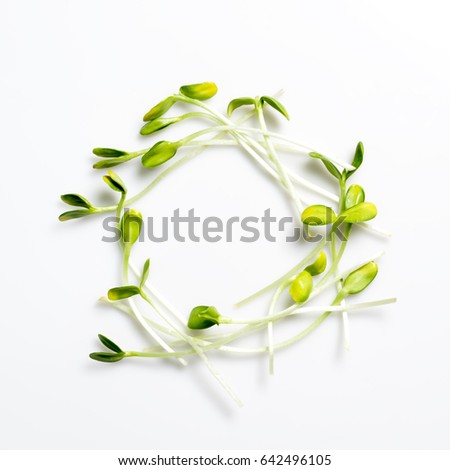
[58,210,92,222]
[121,209,143,244]
[227,97,255,116]
[140,117,180,136]
[179,82,218,100]
[98,334,123,353]
[89,352,125,363]
[340,202,377,224]
[344,184,365,210]
[93,148,128,158]
[289,271,313,303]
[140,259,150,289]
[260,96,290,120]
[60,194,93,209]
[342,261,378,295]
[187,305,221,330]
[304,251,327,276]
[309,152,341,180]
[107,285,141,301]
[301,205,337,226]
[346,142,364,179]
[141,141,179,168]
[103,170,126,193]
[143,96,175,121]
[93,159,126,169]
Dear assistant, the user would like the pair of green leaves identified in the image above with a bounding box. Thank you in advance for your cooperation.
[59,194,94,221]
[107,259,150,301]
[103,170,126,193]
[92,147,130,170]
[301,202,377,226]
[59,171,126,221]
[90,334,125,363]
[227,96,290,120]
[310,141,364,182]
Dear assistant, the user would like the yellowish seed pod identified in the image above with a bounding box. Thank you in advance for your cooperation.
[289,271,313,303]
[121,209,143,245]
[342,261,378,295]
[179,82,218,100]
[143,97,175,122]
[141,141,180,168]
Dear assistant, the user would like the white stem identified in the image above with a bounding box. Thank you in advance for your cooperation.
[144,297,397,356]
[232,126,355,170]
[98,296,179,338]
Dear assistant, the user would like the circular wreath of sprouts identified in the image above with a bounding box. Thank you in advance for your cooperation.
[59,82,396,406]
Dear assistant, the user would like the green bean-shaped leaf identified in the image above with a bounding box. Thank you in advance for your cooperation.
[260,96,290,120]
[140,259,150,289]
[140,117,180,136]
[93,158,127,170]
[60,194,93,209]
[58,210,92,222]
[121,209,143,245]
[141,141,179,168]
[289,271,313,303]
[188,306,221,330]
[143,96,175,122]
[227,97,255,116]
[346,142,364,179]
[103,170,126,193]
[98,334,123,353]
[345,184,365,210]
[340,202,377,224]
[301,205,337,226]
[309,152,342,180]
[89,352,125,363]
[179,82,218,100]
[342,261,378,295]
[107,285,141,301]
[305,251,327,276]
[92,148,128,158]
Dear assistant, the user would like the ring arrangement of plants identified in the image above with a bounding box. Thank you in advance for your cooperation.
[59,82,396,406]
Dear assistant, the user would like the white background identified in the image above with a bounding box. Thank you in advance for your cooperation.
[1,0,449,450]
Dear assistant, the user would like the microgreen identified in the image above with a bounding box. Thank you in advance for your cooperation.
[301,204,337,225]
[141,141,180,168]
[143,96,176,121]
[289,271,313,303]
[93,148,128,158]
[187,306,222,330]
[59,81,394,406]
[103,170,126,193]
[60,194,93,209]
[179,82,218,100]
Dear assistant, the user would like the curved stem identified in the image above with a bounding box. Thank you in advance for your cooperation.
[140,291,242,407]
[235,236,328,306]
[121,243,187,365]
[255,100,304,217]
